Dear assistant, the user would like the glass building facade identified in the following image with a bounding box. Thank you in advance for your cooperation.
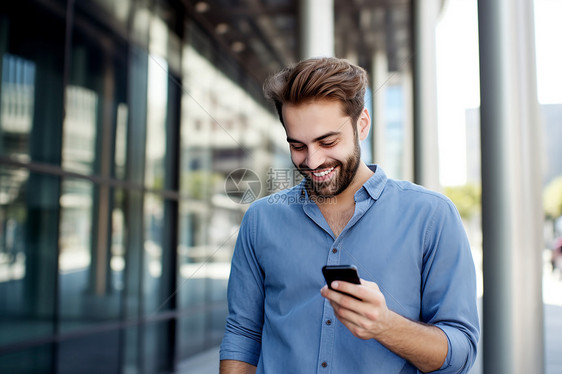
[0,0,289,372]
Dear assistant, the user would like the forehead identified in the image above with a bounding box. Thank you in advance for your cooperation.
[282,100,351,138]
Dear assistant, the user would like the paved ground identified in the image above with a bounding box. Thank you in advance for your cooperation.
[177,346,219,374]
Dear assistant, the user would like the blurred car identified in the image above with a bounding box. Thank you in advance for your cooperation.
[551,237,562,272]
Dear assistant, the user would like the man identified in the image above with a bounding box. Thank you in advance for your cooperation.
[220,57,479,373]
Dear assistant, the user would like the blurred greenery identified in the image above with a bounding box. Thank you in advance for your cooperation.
[543,176,562,219]
[149,170,224,198]
[444,183,481,220]
[182,170,224,200]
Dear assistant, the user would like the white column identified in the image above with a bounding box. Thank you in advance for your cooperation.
[299,0,334,58]
[478,0,544,373]
[413,0,440,190]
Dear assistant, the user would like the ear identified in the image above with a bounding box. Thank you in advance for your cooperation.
[357,108,371,141]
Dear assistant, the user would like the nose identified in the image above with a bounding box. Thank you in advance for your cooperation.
[305,146,325,170]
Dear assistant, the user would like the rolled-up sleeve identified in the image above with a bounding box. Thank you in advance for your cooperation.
[421,198,480,373]
[219,206,264,365]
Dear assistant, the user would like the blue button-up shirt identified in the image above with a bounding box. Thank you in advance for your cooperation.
[220,165,479,373]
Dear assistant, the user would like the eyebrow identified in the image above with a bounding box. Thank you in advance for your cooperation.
[286,131,341,144]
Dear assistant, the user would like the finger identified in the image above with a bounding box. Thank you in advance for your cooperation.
[330,283,388,320]
[361,279,381,293]
[330,300,374,339]
[331,280,372,302]
[325,286,364,315]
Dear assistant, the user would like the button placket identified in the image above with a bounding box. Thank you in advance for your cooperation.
[317,298,335,373]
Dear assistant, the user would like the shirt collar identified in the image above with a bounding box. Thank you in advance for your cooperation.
[358,164,387,202]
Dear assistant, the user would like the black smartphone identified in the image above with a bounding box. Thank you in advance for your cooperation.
[322,265,361,299]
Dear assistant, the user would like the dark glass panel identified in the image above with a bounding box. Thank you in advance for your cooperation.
[121,326,140,374]
[143,194,178,315]
[141,193,177,371]
[178,310,205,358]
[0,344,53,374]
[142,320,174,374]
[57,330,120,374]
[127,44,149,185]
[0,166,59,346]
[122,188,143,320]
[209,304,229,347]
[0,2,65,165]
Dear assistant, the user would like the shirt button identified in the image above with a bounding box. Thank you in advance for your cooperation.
[326,319,332,325]
[332,248,337,253]
[321,362,328,368]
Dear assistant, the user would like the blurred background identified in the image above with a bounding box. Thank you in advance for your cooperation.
[0,0,560,373]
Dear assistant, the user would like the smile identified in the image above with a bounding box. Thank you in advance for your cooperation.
[312,167,335,177]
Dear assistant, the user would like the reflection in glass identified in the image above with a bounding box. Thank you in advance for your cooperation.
[62,86,98,175]
[59,179,93,274]
[58,179,122,332]
[91,0,131,26]
[111,189,126,291]
[58,178,93,332]
[175,26,288,360]
[0,54,35,161]
[1,1,296,370]
[114,103,128,180]
[143,193,164,314]
[145,11,171,190]
[0,168,28,283]
[178,207,208,307]
[145,53,168,190]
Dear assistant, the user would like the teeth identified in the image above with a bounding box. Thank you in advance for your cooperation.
[313,167,334,177]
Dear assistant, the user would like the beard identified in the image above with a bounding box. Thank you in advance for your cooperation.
[296,137,361,198]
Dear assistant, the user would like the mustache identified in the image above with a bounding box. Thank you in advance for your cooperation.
[297,162,340,172]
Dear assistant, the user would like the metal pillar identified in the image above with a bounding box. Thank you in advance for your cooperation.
[299,0,334,59]
[401,67,414,182]
[412,0,440,190]
[371,49,387,166]
[478,0,544,373]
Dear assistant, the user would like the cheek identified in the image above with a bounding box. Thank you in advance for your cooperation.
[290,151,305,166]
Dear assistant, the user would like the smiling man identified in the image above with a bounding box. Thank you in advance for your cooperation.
[219,57,479,374]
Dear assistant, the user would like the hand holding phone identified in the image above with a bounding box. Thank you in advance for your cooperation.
[322,265,361,299]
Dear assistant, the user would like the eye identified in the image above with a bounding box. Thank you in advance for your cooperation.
[290,143,305,151]
[320,140,337,147]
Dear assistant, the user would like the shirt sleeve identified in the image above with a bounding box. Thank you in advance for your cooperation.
[420,198,480,374]
[219,205,264,366]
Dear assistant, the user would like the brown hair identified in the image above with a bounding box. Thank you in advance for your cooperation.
[263,57,368,126]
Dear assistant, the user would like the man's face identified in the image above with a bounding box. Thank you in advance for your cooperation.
[282,100,362,198]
